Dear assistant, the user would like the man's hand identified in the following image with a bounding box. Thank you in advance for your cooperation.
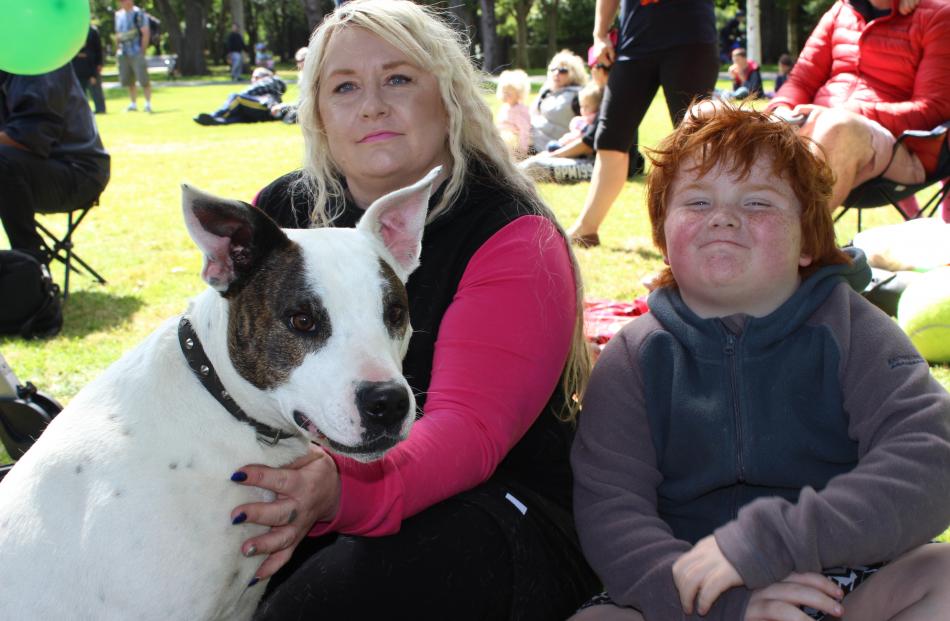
[672,535,744,615]
[230,444,341,580]
[745,573,845,620]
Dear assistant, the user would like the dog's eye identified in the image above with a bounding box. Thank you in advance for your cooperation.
[289,313,316,333]
[385,303,406,327]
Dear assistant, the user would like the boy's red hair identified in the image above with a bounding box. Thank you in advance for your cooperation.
[646,101,850,289]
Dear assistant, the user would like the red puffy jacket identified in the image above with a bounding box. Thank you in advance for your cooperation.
[768,0,950,137]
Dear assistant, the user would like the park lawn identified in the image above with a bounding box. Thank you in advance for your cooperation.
[1,74,947,541]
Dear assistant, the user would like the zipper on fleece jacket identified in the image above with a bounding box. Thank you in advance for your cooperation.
[724,332,746,494]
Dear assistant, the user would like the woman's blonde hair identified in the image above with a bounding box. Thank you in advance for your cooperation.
[543,49,589,92]
[295,0,590,419]
[496,68,531,104]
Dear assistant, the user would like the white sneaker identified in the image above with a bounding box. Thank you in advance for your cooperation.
[126,102,137,112]
[144,102,152,113]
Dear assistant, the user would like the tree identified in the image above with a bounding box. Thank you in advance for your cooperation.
[512,0,534,68]
[540,0,558,61]
[479,0,502,73]
[180,0,211,75]
[300,0,324,34]
[229,0,245,32]
[153,0,184,60]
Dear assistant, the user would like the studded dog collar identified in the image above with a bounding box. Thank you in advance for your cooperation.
[177,316,297,446]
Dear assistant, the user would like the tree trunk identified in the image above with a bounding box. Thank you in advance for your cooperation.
[300,0,324,35]
[154,0,183,59]
[543,0,558,61]
[514,0,533,69]
[229,0,245,33]
[745,0,761,64]
[447,1,477,56]
[180,0,210,75]
[787,0,801,55]
[479,0,501,73]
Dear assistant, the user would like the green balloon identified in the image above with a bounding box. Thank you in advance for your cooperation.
[0,0,90,75]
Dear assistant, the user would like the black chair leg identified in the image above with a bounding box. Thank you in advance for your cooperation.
[34,201,106,300]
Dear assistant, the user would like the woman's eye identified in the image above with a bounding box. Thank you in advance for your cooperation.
[746,200,771,208]
[388,74,412,86]
[332,81,356,94]
[289,313,316,332]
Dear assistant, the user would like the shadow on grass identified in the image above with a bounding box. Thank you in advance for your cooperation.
[61,290,144,337]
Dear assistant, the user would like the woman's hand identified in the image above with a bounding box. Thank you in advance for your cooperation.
[672,535,744,615]
[745,573,845,620]
[230,444,341,580]
[591,34,616,67]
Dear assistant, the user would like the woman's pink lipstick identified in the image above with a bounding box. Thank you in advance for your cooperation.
[360,131,401,143]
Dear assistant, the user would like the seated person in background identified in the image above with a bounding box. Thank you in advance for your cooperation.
[269,47,309,125]
[494,68,532,159]
[770,52,794,96]
[254,42,275,70]
[716,48,762,100]
[571,102,950,621]
[0,66,110,266]
[549,82,602,152]
[767,0,950,211]
[193,67,287,126]
[530,49,588,153]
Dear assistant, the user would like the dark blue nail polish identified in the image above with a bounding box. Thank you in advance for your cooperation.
[232,512,247,525]
[230,471,247,482]
[248,577,260,587]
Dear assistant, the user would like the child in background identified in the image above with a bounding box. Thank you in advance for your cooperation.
[494,69,532,159]
[571,103,950,621]
[771,53,795,97]
[550,82,602,152]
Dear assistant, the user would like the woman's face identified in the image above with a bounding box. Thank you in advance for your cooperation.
[548,62,571,89]
[317,27,451,205]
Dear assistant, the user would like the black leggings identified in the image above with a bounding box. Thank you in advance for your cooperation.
[594,42,719,154]
[254,483,599,620]
[0,145,103,262]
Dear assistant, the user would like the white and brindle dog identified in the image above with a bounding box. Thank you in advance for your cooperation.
[0,168,440,620]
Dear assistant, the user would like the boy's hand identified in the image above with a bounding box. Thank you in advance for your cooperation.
[745,572,845,620]
[672,535,743,615]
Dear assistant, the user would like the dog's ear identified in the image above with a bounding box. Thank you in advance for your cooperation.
[357,166,441,281]
[182,184,289,293]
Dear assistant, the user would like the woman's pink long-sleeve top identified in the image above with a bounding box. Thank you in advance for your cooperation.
[309,215,576,536]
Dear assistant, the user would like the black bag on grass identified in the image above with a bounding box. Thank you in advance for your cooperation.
[0,250,62,339]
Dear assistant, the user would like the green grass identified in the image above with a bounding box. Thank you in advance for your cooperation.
[2,74,948,542]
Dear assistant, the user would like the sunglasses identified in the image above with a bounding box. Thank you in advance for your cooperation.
[594,63,609,70]
[549,67,569,74]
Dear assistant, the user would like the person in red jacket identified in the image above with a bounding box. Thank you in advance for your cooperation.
[767,0,950,210]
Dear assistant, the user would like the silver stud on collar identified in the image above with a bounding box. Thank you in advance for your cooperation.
[221,390,230,400]
[184,338,195,350]
[199,365,210,376]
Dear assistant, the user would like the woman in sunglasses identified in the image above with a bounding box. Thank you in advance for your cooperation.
[530,49,589,153]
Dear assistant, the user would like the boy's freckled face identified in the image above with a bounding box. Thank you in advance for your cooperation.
[663,156,812,318]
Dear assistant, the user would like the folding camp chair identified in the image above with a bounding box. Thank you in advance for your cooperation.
[35,196,107,299]
[0,352,61,482]
[834,120,950,233]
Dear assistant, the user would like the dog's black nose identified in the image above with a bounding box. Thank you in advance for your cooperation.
[356,381,410,429]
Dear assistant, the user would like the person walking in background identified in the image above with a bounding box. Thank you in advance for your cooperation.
[71,24,106,114]
[226,23,246,83]
[0,66,110,267]
[567,0,718,248]
[114,0,152,113]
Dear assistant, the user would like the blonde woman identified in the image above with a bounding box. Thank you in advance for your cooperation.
[531,49,589,153]
[234,1,600,617]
